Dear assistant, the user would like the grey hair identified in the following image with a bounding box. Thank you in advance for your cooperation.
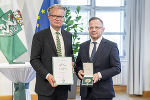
[47,4,65,16]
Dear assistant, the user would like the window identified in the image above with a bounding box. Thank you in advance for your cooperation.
[96,0,124,6]
[60,0,126,57]
[60,0,127,85]
[60,0,90,5]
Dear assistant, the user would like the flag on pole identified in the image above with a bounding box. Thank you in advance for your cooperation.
[35,0,58,33]
[0,1,29,100]
[0,8,27,63]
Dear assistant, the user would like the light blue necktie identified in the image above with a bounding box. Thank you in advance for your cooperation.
[90,42,97,61]
[56,32,62,57]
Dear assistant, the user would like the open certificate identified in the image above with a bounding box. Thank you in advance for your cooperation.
[52,57,73,85]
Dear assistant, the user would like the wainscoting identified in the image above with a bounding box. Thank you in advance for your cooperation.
[1,86,150,100]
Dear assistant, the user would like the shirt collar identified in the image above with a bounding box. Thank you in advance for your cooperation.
[50,26,61,35]
[90,36,102,44]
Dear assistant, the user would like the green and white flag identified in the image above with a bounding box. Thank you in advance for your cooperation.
[0,2,28,63]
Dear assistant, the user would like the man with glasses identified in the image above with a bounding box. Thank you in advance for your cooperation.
[30,4,74,100]
[75,17,121,100]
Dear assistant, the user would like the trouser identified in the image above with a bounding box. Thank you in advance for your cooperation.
[81,97,112,100]
[81,87,112,100]
[38,86,68,100]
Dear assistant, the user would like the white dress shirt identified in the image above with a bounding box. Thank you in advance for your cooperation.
[46,26,65,79]
[89,36,103,79]
[50,26,65,57]
[89,36,102,57]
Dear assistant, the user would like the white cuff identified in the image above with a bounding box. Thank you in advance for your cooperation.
[98,72,102,80]
[46,73,50,80]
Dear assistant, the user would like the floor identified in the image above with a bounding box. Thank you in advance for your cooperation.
[114,92,150,100]
[68,91,150,100]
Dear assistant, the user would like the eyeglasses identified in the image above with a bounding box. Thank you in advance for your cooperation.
[50,15,64,19]
[89,27,103,31]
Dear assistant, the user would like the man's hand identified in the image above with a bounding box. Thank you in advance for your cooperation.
[78,70,84,79]
[47,74,57,87]
[93,73,100,83]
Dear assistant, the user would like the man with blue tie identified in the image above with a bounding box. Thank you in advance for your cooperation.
[75,17,121,100]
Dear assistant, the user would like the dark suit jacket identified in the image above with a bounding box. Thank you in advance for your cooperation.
[30,27,73,96]
[75,38,121,98]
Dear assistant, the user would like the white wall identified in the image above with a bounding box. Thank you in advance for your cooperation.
[29,78,36,94]
[144,0,150,91]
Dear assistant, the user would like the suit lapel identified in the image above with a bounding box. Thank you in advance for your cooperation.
[92,38,106,62]
[47,28,57,55]
[85,40,91,62]
[61,30,68,56]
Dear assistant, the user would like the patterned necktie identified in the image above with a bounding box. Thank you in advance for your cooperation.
[90,42,97,61]
[56,32,62,56]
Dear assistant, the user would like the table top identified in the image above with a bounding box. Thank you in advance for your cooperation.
[0,62,32,68]
[0,62,36,83]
